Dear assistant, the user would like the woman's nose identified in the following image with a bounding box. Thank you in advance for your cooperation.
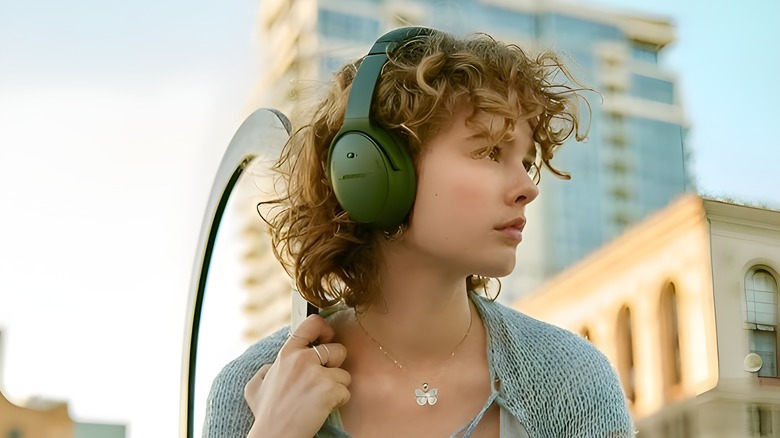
[509,169,539,205]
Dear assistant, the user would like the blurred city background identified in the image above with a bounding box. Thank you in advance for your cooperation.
[1,0,778,437]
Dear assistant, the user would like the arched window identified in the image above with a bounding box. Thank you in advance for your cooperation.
[616,306,636,402]
[745,268,779,377]
[660,283,682,396]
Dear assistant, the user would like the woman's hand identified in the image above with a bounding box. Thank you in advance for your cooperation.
[244,315,351,438]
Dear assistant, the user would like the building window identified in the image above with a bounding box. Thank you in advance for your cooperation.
[663,412,694,438]
[749,405,773,437]
[746,268,779,377]
[616,306,636,402]
[611,211,631,228]
[317,9,379,42]
[544,13,622,46]
[630,40,659,64]
[627,116,687,215]
[321,55,346,75]
[481,6,535,36]
[629,74,675,104]
[609,185,631,201]
[660,283,682,397]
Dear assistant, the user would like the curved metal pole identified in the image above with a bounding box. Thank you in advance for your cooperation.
[179,108,291,438]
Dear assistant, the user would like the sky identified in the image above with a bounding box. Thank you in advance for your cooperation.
[0,0,778,437]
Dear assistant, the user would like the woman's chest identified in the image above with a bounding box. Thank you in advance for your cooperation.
[337,367,498,438]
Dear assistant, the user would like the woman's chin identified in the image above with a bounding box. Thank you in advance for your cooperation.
[473,259,516,279]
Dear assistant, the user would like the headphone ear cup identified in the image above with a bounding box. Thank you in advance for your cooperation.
[329,125,415,230]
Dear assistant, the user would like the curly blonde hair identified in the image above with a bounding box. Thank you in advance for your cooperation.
[261,29,589,309]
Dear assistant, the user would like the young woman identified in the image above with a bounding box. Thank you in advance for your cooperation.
[203,27,634,438]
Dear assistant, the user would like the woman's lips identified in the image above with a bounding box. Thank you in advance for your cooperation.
[499,226,523,242]
[495,217,526,242]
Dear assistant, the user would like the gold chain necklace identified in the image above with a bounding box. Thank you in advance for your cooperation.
[356,308,473,407]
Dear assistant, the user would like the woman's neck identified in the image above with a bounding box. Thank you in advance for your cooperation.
[355,246,475,369]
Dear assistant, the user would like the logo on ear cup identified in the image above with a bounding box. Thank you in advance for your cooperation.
[341,173,369,180]
[330,132,391,224]
[338,150,373,180]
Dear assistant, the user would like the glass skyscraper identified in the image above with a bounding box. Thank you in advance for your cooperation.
[253,0,690,302]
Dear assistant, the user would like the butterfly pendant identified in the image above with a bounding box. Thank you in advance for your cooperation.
[415,383,438,406]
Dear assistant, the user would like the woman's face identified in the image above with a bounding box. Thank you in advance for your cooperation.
[400,105,540,278]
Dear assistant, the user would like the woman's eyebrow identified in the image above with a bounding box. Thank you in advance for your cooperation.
[463,131,489,141]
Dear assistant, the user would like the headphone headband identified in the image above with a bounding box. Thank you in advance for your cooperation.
[344,26,435,121]
[368,26,435,55]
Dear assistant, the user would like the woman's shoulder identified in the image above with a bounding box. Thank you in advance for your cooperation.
[216,326,289,381]
[202,326,290,437]
[475,294,604,365]
[475,296,634,436]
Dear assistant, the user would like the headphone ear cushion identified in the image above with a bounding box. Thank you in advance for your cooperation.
[329,126,416,230]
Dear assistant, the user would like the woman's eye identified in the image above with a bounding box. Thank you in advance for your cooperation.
[473,146,502,162]
[485,146,502,162]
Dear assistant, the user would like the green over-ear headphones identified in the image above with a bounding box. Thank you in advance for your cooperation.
[327,26,435,231]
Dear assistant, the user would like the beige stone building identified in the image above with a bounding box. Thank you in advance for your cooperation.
[514,194,780,437]
[0,332,126,438]
[0,392,74,438]
[0,330,74,437]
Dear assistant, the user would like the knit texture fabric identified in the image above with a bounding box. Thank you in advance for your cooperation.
[202,293,635,437]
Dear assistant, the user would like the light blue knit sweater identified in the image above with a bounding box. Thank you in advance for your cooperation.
[203,293,635,437]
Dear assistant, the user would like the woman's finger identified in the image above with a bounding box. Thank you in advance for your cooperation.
[329,382,351,410]
[283,314,336,352]
[255,363,272,379]
[244,363,273,404]
[314,342,347,368]
[324,367,352,388]
[312,369,351,411]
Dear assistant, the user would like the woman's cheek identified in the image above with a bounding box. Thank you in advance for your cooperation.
[448,177,493,211]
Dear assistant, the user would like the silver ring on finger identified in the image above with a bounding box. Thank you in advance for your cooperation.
[312,345,326,366]
[321,344,331,364]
